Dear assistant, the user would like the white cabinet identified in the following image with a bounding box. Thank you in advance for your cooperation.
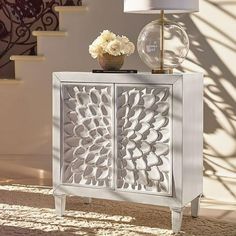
[53,72,203,233]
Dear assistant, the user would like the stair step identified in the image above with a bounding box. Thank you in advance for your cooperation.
[54,6,88,13]
[0,78,22,84]
[32,31,68,37]
[10,55,46,61]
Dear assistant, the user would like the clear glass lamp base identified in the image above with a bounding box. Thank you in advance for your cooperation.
[137,18,189,73]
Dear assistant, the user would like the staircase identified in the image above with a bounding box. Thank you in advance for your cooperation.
[0,0,154,181]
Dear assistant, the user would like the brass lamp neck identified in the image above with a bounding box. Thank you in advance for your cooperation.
[160,9,164,21]
[160,10,164,72]
[152,10,173,74]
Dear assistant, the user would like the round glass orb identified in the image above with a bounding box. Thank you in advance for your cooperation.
[137,19,189,71]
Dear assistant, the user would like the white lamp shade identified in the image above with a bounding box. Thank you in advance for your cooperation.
[124,0,199,13]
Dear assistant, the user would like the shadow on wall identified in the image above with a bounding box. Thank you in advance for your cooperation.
[175,0,236,204]
[0,0,81,78]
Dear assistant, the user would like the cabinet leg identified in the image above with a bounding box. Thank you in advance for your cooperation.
[171,207,184,233]
[83,197,92,204]
[191,195,201,218]
[54,195,66,216]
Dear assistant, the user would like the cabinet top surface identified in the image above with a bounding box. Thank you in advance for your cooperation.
[53,72,203,85]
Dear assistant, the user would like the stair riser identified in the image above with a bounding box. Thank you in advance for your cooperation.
[37,37,68,56]
[58,13,88,32]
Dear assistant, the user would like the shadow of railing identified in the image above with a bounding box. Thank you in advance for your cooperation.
[173,0,236,202]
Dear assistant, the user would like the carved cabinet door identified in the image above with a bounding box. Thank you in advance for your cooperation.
[61,82,172,196]
[61,83,114,189]
[115,84,173,196]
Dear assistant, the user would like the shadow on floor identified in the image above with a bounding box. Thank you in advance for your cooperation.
[0,185,236,236]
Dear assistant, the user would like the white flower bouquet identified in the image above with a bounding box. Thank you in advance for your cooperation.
[89,30,135,59]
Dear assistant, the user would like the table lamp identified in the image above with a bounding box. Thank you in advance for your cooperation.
[124,0,199,73]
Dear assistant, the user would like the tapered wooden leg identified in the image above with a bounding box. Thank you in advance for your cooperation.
[54,195,66,216]
[191,195,201,218]
[83,197,92,204]
[171,207,184,233]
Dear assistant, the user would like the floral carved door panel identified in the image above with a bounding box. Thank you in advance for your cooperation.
[61,83,114,189]
[61,82,173,196]
[115,84,172,196]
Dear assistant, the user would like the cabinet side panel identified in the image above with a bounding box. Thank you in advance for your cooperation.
[182,74,204,205]
[61,83,114,189]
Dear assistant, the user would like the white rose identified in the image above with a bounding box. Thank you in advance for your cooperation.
[100,30,116,44]
[121,42,135,56]
[94,36,110,50]
[89,44,104,58]
[118,35,130,44]
[92,36,103,46]
[105,39,122,56]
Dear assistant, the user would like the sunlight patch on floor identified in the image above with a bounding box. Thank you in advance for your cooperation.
[0,203,170,236]
[0,184,236,235]
[0,184,52,195]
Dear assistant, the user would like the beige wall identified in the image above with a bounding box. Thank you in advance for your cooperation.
[181,0,236,204]
[0,0,235,209]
